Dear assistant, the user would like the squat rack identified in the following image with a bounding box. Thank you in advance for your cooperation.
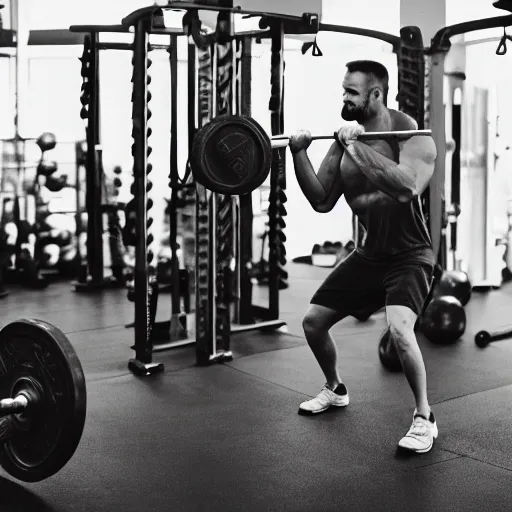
[118,3,321,374]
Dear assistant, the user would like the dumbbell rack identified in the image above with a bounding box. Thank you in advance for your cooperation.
[0,135,60,290]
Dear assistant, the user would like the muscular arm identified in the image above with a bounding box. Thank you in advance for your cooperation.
[292,141,345,212]
[343,135,437,203]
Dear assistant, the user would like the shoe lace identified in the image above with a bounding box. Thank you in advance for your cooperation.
[315,386,332,404]
[408,417,429,437]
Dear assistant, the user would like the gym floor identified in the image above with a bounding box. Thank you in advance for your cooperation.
[1,263,512,512]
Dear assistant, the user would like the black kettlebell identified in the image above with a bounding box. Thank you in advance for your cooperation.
[378,328,402,372]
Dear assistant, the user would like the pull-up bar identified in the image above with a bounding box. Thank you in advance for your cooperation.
[120,3,320,31]
[430,14,512,52]
[69,25,132,34]
[0,29,85,47]
[318,23,400,52]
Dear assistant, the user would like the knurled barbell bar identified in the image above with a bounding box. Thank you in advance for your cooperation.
[270,129,432,148]
[0,318,87,483]
[189,114,433,195]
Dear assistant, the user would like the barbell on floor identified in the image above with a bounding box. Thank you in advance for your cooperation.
[0,318,87,482]
[189,114,433,195]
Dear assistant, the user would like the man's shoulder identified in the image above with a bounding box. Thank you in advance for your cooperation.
[388,109,418,131]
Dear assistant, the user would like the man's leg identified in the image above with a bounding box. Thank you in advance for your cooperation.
[299,303,350,415]
[386,305,430,418]
[302,304,348,390]
[299,251,385,415]
[385,261,437,453]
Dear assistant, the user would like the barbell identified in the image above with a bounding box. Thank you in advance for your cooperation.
[189,114,432,195]
[0,318,86,482]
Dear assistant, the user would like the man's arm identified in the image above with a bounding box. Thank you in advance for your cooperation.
[292,141,345,212]
[343,135,437,203]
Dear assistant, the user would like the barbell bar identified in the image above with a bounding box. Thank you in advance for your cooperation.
[270,129,433,148]
[0,395,29,416]
[189,114,434,195]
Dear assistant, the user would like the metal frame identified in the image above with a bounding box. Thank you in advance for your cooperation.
[318,23,400,52]
[71,31,126,291]
[0,29,84,47]
[429,14,512,53]
[69,24,188,292]
[121,3,320,32]
[127,18,164,376]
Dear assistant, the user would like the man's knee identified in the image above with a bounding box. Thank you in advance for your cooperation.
[387,305,417,350]
[302,309,326,336]
[302,304,344,338]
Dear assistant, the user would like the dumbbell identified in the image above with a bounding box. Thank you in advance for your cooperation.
[474,328,512,348]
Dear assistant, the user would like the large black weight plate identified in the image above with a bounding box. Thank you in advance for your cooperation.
[0,319,86,482]
[190,114,272,195]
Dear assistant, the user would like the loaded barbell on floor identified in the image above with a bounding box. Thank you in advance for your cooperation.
[0,319,86,482]
[190,114,433,195]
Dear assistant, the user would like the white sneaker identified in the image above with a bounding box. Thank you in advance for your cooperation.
[398,409,438,453]
[298,384,349,415]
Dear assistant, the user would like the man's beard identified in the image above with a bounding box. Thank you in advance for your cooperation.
[341,96,370,123]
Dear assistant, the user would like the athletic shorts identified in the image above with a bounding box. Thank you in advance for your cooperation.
[310,248,434,320]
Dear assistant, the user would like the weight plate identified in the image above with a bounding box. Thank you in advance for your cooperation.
[190,114,272,195]
[0,319,86,482]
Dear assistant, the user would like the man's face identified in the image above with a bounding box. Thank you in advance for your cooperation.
[341,71,372,123]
